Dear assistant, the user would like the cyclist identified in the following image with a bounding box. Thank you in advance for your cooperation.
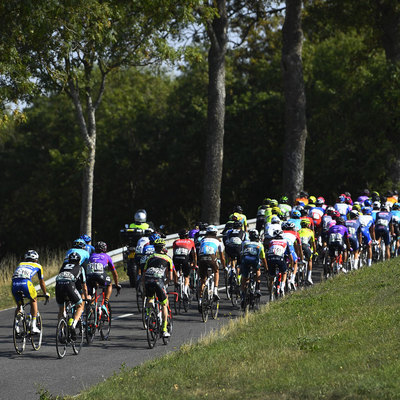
[374,204,393,260]
[256,203,269,235]
[390,203,400,256]
[135,229,154,284]
[278,196,292,220]
[288,209,302,231]
[229,205,248,231]
[143,238,174,338]
[334,195,351,220]
[266,229,293,298]
[321,207,336,247]
[172,229,197,299]
[298,219,317,284]
[295,191,309,206]
[64,238,90,268]
[11,250,50,334]
[80,234,95,255]
[327,217,351,273]
[282,221,303,289]
[359,206,375,266]
[345,210,362,269]
[239,229,267,307]
[225,220,247,279]
[55,252,89,340]
[86,241,121,303]
[198,225,226,305]
[264,215,282,247]
[357,189,370,205]
[194,222,208,257]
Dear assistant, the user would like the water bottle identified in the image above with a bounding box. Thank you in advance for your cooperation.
[157,309,162,323]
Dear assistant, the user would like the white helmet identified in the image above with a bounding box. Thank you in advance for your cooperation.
[24,250,39,261]
[206,225,218,234]
[134,209,147,223]
[271,216,281,224]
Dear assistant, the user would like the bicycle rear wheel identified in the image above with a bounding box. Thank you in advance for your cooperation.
[162,314,173,345]
[13,312,26,355]
[183,286,190,312]
[146,310,158,349]
[30,311,43,351]
[230,279,240,307]
[137,284,144,313]
[142,297,149,330]
[211,295,219,319]
[201,287,210,323]
[85,304,96,344]
[72,319,83,355]
[100,303,112,340]
[56,318,68,359]
[225,267,231,300]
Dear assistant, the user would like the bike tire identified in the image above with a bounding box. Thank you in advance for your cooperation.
[85,304,96,344]
[56,318,68,359]
[162,314,173,345]
[146,310,158,349]
[137,285,143,313]
[230,279,240,307]
[72,319,83,355]
[254,293,261,311]
[100,303,112,340]
[142,297,149,330]
[183,287,190,312]
[13,312,26,355]
[30,311,43,351]
[201,287,209,323]
[225,268,231,300]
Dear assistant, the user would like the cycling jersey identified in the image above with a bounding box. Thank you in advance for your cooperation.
[374,211,392,246]
[264,222,282,239]
[298,227,315,261]
[229,212,248,230]
[198,236,224,279]
[308,207,324,228]
[12,262,44,303]
[267,238,290,276]
[282,230,300,262]
[225,228,247,260]
[64,248,90,267]
[240,240,265,278]
[144,253,174,280]
[136,236,150,256]
[334,203,351,219]
[359,214,374,244]
[345,219,361,250]
[279,203,292,219]
[287,218,301,231]
[173,238,196,277]
[328,225,349,245]
[55,261,86,306]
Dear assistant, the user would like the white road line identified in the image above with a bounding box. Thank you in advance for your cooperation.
[112,313,134,321]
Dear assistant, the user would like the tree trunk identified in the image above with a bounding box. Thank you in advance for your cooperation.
[201,0,227,225]
[281,0,308,203]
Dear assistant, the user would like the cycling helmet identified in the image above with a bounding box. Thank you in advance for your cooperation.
[336,217,345,225]
[371,191,380,200]
[300,219,311,228]
[154,238,166,249]
[178,229,189,239]
[281,222,289,230]
[73,239,87,249]
[149,232,161,244]
[233,221,242,229]
[80,234,91,243]
[134,209,147,223]
[68,251,81,263]
[233,205,243,213]
[381,204,390,212]
[363,189,370,196]
[286,222,295,230]
[291,210,301,218]
[206,225,218,235]
[372,201,381,210]
[271,206,281,216]
[144,229,154,236]
[263,198,271,206]
[297,205,307,216]
[326,206,335,216]
[24,250,39,262]
[271,216,281,224]
[280,196,288,204]
[338,195,346,203]
[362,207,372,215]
[352,204,361,212]
[309,196,317,204]
[316,197,325,206]
[199,222,208,231]
[95,241,107,253]
[270,199,278,208]
[272,229,283,239]
[333,210,341,219]
[249,229,259,241]
[349,210,359,219]
[299,190,308,197]
[364,199,372,207]
[393,203,400,211]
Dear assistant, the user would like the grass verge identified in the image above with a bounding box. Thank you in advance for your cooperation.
[61,258,400,400]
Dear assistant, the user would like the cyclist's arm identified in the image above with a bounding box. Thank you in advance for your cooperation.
[218,247,226,268]
[39,278,47,295]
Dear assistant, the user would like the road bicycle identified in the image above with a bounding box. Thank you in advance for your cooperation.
[56,301,84,359]
[241,265,260,313]
[12,292,48,355]
[171,269,190,314]
[85,283,118,344]
[200,266,219,322]
[145,298,173,349]
[189,265,200,302]
[270,266,284,302]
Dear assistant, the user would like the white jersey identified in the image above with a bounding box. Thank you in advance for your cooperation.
[264,222,282,239]
[136,237,150,255]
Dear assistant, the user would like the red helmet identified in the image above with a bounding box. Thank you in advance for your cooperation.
[316,197,325,206]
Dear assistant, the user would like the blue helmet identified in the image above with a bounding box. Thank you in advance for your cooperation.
[291,210,301,218]
[80,234,91,243]
[149,233,161,244]
[73,238,87,249]
[364,199,372,207]
[362,207,372,215]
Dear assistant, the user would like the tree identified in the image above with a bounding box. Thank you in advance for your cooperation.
[0,0,198,236]
[281,0,308,202]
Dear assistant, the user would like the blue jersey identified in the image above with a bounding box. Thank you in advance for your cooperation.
[374,211,392,230]
[287,218,301,231]
[241,240,265,265]
[345,219,361,240]
[390,210,400,227]
[199,237,224,256]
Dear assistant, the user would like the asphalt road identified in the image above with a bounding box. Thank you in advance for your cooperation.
[0,265,323,400]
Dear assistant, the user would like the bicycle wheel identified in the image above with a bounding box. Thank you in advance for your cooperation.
[201,286,209,323]
[225,267,231,300]
[142,297,149,330]
[162,314,173,345]
[183,286,190,312]
[30,311,43,351]
[100,303,112,340]
[72,319,83,355]
[211,292,219,319]
[137,284,143,313]
[254,292,261,311]
[85,304,96,344]
[13,312,26,355]
[56,318,68,359]
[146,310,158,349]
[230,278,240,307]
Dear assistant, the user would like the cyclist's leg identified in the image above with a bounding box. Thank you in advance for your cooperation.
[154,280,168,332]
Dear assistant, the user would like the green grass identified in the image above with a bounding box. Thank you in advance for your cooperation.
[63,258,400,400]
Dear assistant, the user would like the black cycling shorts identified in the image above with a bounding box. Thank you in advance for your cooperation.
[55,280,82,306]
[266,256,287,277]
[225,244,241,261]
[86,273,111,295]
[173,257,191,278]
[144,278,167,304]
[198,255,219,280]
